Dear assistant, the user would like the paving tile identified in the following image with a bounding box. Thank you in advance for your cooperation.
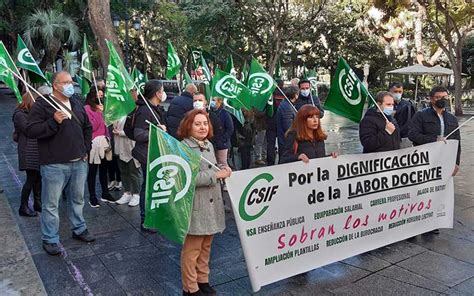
[446,277,474,295]
[341,253,392,272]
[330,274,440,295]
[397,251,474,287]
[376,265,449,292]
[366,240,427,263]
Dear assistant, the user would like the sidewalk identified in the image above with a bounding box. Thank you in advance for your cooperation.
[0,93,472,295]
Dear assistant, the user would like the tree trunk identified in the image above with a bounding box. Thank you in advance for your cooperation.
[87,0,123,73]
[453,44,463,116]
[414,2,426,64]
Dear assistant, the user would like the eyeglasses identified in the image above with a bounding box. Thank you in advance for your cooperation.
[56,81,73,85]
[433,96,449,100]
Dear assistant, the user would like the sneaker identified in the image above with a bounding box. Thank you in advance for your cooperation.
[198,283,216,295]
[89,199,100,208]
[42,241,61,255]
[19,207,38,217]
[114,181,123,191]
[116,193,132,205]
[108,180,117,191]
[72,229,96,242]
[128,194,140,207]
[101,193,117,203]
[182,290,206,296]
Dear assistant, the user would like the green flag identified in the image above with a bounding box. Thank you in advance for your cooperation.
[81,34,93,83]
[240,61,249,85]
[104,40,136,126]
[0,41,22,103]
[76,75,90,96]
[182,69,193,89]
[304,68,318,96]
[324,57,369,123]
[224,55,236,76]
[247,57,276,112]
[45,71,53,84]
[211,69,252,110]
[223,103,245,125]
[199,56,212,101]
[16,35,47,83]
[132,67,147,93]
[191,48,202,69]
[166,40,181,80]
[274,58,282,79]
[144,123,201,244]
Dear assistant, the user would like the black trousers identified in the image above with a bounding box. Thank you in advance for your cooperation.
[266,127,277,166]
[20,169,41,208]
[87,162,108,200]
[239,146,252,170]
[107,156,121,183]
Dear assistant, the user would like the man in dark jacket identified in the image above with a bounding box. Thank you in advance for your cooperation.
[359,91,401,153]
[390,82,416,148]
[409,85,461,175]
[166,84,197,138]
[27,71,95,255]
[266,80,284,165]
[276,86,299,153]
[296,79,325,118]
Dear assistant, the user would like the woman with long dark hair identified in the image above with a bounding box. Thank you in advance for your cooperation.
[13,92,41,216]
[280,104,336,164]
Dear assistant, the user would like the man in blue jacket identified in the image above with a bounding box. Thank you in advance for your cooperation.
[390,82,416,148]
[276,86,299,158]
[296,79,325,118]
[166,84,198,138]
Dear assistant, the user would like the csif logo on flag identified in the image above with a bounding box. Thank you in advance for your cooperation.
[81,53,91,74]
[167,52,180,70]
[148,155,193,209]
[339,68,362,106]
[239,173,279,222]
[248,72,273,95]
[106,65,127,101]
[18,48,36,66]
[215,74,244,99]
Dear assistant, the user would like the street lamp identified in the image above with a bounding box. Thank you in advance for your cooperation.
[112,14,141,70]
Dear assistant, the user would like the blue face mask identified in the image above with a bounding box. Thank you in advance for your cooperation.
[210,100,217,109]
[62,84,75,98]
[383,106,394,116]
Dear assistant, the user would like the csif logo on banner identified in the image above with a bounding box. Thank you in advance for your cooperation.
[148,155,193,209]
[339,68,362,105]
[239,173,279,221]
[215,74,243,99]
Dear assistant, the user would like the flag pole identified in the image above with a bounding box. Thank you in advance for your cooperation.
[7,67,61,112]
[365,89,389,122]
[145,120,221,172]
[91,71,101,105]
[275,84,297,113]
[20,69,35,102]
[133,81,162,126]
[446,116,474,139]
[2,42,34,102]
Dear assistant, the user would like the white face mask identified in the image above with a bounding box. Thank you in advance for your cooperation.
[393,93,402,101]
[161,91,167,102]
[300,89,310,97]
[193,101,205,110]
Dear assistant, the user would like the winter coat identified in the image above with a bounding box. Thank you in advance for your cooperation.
[394,99,416,138]
[182,137,225,235]
[13,108,39,171]
[265,91,284,130]
[295,93,325,118]
[114,117,140,167]
[276,99,296,148]
[84,104,108,140]
[213,107,234,149]
[359,107,401,153]
[26,96,92,165]
[408,107,461,165]
[166,91,194,138]
[208,111,226,150]
[280,130,327,164]
[132,98,167,165]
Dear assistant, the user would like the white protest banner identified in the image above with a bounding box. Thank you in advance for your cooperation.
[226,141,458,292]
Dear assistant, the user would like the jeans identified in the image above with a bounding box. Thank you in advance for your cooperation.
[255,130,266,160]
[118,159,142,195]
[40,161,88,243]
[266,128,277,165]
[87,162,108,201]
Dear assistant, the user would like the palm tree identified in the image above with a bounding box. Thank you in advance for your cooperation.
[22,9,80,71]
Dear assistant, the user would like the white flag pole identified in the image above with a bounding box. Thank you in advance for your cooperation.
[446,116,474,139]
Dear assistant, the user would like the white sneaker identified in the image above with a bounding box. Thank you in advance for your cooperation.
[108,180,117,191]
[128,194,140,207]
[116,193,132,205]
[115,181,123,191]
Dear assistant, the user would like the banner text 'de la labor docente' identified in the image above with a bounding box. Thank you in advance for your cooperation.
[226,140,458,292]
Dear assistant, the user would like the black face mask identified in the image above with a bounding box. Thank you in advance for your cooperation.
[434,98,447,109]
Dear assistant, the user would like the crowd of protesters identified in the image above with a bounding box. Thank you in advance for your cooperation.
[11,70,461,295]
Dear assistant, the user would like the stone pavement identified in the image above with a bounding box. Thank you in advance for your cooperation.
[0,91,473,295]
